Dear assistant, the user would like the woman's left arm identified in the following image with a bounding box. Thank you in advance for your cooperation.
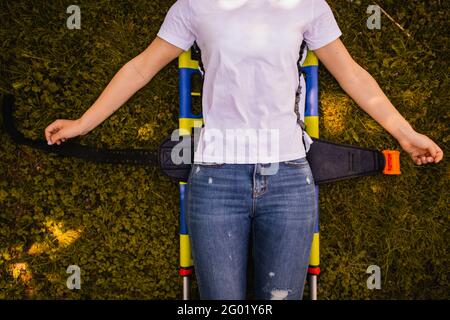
[314,39,444,165]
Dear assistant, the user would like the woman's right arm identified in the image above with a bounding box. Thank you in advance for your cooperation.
[45,36,184,145]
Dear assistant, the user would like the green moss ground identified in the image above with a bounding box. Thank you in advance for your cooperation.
[0,1,448,299]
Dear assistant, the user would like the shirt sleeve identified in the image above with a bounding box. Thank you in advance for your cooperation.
[156,0,196,51]
[303,0,342,50]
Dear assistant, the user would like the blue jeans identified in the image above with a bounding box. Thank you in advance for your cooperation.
[185,157,317,300]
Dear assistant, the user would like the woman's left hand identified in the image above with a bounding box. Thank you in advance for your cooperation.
[398,131,444,165]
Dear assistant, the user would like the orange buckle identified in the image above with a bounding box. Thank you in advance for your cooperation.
[382,150,401,175]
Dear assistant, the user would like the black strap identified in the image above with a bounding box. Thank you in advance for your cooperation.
[192,41,205,76]
[157,133,386,184]
[294,40,308,150]
[2,95,387,185]
[2,95,159,166]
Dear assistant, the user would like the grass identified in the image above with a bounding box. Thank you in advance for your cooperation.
[0,0,448,299]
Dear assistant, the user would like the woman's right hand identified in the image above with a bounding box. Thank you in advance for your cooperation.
[44,119,86,145]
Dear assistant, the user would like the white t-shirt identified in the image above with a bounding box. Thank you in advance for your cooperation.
[157,0,342,164]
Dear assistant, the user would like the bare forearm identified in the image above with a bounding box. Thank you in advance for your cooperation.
[78,58,151,134]
[338,63,415,143]
[314,39,443,165]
